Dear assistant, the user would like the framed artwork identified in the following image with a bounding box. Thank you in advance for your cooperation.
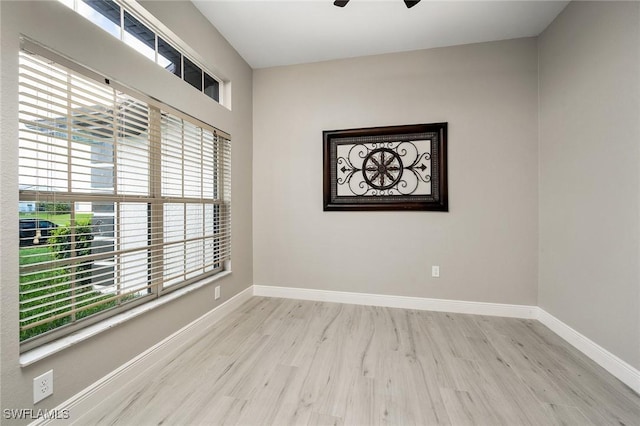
[323,123,448,211]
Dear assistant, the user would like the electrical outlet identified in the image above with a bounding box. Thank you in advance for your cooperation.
[214,285,221,300]
[432,265,440,278]
[33,370,53,404]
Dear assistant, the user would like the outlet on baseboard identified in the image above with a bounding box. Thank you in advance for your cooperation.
[214,285,221,300]
[33,370,53,404]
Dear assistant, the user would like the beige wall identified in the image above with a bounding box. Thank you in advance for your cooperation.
[253,38,539,305]
[0,0,252,414]
[538,1,640,369]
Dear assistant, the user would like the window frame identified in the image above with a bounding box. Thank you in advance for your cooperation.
[18,39,231,352]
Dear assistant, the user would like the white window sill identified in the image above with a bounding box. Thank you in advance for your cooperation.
[19,270,231,367]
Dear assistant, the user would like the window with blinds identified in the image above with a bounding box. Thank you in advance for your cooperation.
[18,46,231,349]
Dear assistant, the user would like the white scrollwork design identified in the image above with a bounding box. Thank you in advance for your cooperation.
[336,139,432,197]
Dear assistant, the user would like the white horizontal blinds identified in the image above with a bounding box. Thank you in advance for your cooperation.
[18,47,231,345]
[18,53,72,193]
[18,51,155,340]
[116,93,150,195]
[160,113,231,288]
[18,52,151,197]
[69,69,117,194]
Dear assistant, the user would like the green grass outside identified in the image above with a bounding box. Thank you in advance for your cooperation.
[19,231,132,342]
[20,246,51,264]
[19,212,93,226]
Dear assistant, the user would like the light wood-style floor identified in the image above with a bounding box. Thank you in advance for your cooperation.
[74,297,640,425]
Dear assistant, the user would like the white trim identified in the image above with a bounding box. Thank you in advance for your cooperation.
[32,285,252,425]
[252,285,538,319]
[536,308,640,395]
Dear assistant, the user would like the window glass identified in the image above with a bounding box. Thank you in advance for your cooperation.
[204,73,220,102]
[123,10,156,62]
[158,37,182,78]
[77,0,121,38]
[183,57,203,92]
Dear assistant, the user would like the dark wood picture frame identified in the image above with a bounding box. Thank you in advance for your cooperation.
[323,123,448,211]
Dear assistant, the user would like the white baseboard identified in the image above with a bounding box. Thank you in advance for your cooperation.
[536,308,640,395]
[252,285,538,319]
[35,286,253,425]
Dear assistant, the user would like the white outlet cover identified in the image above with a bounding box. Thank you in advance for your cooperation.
[214,286,221,300]
[33,370,53,404]
[432,266,440,277]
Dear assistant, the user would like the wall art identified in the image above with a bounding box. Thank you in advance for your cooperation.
[323,123,448,211]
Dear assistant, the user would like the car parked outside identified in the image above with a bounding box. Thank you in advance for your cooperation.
[19,219,58,246]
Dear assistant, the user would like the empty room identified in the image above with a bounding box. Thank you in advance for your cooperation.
[1,0,639,424]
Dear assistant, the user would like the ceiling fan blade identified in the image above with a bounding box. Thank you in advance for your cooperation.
[335,0,418,9]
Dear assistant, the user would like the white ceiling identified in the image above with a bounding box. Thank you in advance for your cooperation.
[192,0,568,69]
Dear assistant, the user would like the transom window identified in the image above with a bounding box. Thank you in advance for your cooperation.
[18,44,231,350]
[59,0,222,103]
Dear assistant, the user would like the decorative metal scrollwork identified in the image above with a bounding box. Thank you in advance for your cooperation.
[363,148,403,190]
[336,141,432,196]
